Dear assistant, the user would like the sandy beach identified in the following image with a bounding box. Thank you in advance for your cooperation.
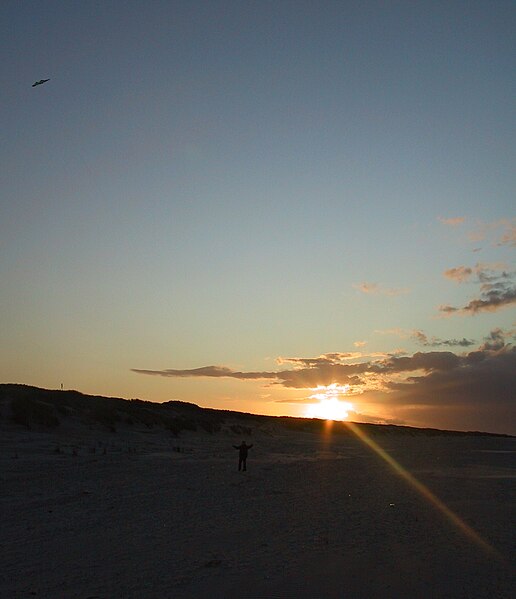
[1,391,514,599]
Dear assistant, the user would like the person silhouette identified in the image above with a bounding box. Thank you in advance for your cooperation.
[233,441,253,471]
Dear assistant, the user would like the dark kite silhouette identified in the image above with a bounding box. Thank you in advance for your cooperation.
[32,79,50,87]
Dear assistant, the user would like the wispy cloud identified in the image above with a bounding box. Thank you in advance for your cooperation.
[497,222,516,247]
[353,282,410,296]
[375,328,475,347]
[132,365,270,380]
[467,218,516,247]
[438,216,465,226]
[374,328,409,338]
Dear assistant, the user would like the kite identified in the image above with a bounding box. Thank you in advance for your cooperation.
[32,79,50,87]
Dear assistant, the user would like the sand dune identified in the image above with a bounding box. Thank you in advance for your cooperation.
[1,385,514,598]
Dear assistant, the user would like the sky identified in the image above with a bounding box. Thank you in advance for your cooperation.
[1,1,515,434]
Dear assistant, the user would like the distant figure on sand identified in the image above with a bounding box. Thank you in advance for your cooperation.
[233,441,253,471]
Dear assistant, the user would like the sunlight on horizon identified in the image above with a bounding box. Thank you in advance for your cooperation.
[304,384,354,421]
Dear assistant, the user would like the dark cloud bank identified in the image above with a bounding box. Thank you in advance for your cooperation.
[133,342,516,435]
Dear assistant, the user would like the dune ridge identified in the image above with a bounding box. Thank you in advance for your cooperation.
[1,383,511,439]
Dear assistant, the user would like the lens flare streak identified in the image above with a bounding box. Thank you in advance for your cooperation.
[344,421,500,559]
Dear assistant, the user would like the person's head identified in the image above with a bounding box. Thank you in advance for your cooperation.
[241,440,246,445]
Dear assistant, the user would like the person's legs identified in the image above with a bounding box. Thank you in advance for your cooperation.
[243,458,247,471]
[238,457,242,471]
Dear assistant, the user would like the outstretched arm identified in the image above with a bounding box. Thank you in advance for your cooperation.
[233,445,239,449]
[248,444,253,449]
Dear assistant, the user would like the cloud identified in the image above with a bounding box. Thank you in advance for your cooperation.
[443,266,473,283]
[374,328,409,337]
[411,330,475,347]
[375,328,475,347]
[438,216,465,226]
[133,362,371,390]
[443,263,509,284]
[376,347,516,433]
[131,365,271,380]
[353,340,367,347]
[385,347,516,408]
[467,218,516,247]
[439,283,516,315]
[133,349,498,390]
[133,344,516,432]
[476,264,511,283]
[274,398,319,404]
[380,351,462,373]
[479,327,514,351]
[440,263,516,316]
[353,282,379,294]
[277,353,364,368]
[498,222,516,247]
[353,282,410,296]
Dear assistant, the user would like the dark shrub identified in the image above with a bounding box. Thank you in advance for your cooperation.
[136,410,157,428]
[230,425,252,436]
[200,420,221,433]
[89,404,119,430]
[166,417,198,435]
[55,404,70,416]
[11,397,60,429]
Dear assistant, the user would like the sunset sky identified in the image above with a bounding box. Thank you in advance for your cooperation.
[1,1,515,434]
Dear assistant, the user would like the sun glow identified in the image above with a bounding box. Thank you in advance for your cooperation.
[304,384,354,421]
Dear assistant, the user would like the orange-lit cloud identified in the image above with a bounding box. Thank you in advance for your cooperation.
[498,222,516,247]
[444,263,509,284]
[276,353,364,368]
[353,282,410,296]
[443,266,473,283]
[133,345,515,398]
[133,340,516,432]
[466,218,516,247]
[438,216,465,226]
[374,327,409,337]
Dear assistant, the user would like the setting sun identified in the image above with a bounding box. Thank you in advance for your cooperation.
[304,384,354,421]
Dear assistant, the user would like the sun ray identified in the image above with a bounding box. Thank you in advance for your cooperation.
[343,421,501,560]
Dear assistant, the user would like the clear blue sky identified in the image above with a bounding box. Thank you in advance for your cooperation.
[1,1,515,433]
